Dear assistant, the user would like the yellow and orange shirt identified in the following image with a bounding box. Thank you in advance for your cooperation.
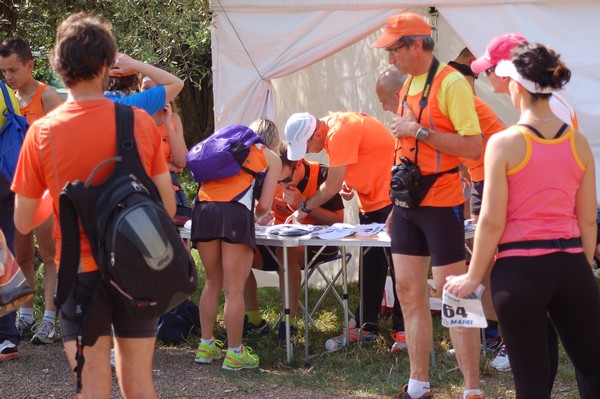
[396,63,481,207]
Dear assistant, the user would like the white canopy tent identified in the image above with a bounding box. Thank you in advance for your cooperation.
[210,0,600,181]
[209,1,600,284]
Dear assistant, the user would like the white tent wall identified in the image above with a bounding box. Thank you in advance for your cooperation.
[210,0,600,286]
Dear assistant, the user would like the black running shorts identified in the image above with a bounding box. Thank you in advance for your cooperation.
[389,205,466,266]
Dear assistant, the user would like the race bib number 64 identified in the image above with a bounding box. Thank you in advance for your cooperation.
[441,289,488,329]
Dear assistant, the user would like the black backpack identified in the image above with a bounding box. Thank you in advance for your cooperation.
[157,298,201,345]
[55,103,198,392]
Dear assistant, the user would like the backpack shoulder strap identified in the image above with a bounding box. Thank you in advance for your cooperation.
[113,102,162,201]
[55,190,82,307]
[0,81,17,115]
[114,102,134,155]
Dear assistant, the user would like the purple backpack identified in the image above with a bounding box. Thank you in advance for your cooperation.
[185,124,266,183]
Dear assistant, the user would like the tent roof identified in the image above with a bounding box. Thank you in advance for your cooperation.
[209,0,600,200]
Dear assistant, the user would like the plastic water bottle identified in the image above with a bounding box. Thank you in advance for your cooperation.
[325,336,344,351]
[325,319,357,351]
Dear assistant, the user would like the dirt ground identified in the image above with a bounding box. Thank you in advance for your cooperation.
[0,342,372,399]
[0,340,580,399]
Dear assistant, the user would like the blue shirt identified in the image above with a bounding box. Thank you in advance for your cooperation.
[105,85,166,115]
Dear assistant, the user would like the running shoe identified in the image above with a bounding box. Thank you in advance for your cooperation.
[392,384,433,399]
[31,319,58,345]
[490,343,511,371]
[194,339,224,364]
[15,316,34,337]
[484,334,502,352]
[0,340,19,362]
[222,345,259,371]
[391,331,407,352]
[242,315,270,339]
[277,321,297,346]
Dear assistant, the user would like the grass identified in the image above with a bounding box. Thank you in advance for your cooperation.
[177,250,581,398]
[27,236,581,398]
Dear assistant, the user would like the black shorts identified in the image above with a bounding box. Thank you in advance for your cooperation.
[470,180,484,216]
[257,245,340,272]
[60,271,158,342]
[389,205,465,266]
[191,201,256,249]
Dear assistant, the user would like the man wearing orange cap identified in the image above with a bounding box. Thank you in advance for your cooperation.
[372,12,483,399]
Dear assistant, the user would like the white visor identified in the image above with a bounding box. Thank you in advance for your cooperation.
[495,60,554,94]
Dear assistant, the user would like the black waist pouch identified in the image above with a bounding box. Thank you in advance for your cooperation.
[390,167,458,210]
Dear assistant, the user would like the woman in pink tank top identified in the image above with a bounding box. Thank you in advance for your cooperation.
[445,42,600,398]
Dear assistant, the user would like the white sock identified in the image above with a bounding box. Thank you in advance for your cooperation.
[407,378,430,398]
[201,337,214,346]
[19,308,34,323]
[229,344,243,354]
[43,310,56,323]
[464,390,482,399]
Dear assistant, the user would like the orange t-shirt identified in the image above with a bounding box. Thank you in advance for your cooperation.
[197,144,268,208]
[159,120,178,162]
[322,112,394,213]
[11,99,168,272]
[460,97,506,182]
[19,82,47,125]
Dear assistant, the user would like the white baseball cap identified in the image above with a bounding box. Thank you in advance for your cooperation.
[285,112,317,161]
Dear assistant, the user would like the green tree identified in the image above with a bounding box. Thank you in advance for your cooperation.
[1,0,214,144]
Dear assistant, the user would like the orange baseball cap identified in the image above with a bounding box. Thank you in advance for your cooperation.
[109,69,137,78]
[371,12,432,48]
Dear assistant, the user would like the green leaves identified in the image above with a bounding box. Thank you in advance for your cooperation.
[3,0,212,89]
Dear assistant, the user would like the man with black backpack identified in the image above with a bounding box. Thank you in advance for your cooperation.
[11,12,178,397]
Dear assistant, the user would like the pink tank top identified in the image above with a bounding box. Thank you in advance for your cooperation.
[496,125,584,259]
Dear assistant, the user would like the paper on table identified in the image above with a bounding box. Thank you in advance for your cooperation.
[307,223,353,239]
[353,223,385,236]
[255,225,269,236]
[267,225,316,236]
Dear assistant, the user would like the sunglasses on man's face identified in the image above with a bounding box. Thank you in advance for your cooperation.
[484,66,496,76]
[277,176,293,184]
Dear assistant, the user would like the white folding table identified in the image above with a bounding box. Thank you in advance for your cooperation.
[298,232,391,365]
[255,235,300,362]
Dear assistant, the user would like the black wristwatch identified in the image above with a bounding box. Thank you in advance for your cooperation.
[298,201,312,213]
[415,127,430,142]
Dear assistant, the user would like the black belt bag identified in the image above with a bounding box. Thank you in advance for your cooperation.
[390,167,459,210]
[497,237,582,252]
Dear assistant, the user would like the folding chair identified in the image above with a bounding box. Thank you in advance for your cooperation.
[299,250,353,329]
